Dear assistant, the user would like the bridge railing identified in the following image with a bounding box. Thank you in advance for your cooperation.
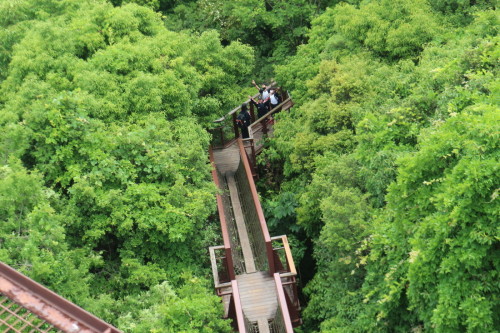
[224,280,247,333]
[236,140,276,275]
[209,85,293,151]
[271,235,296,277]
[209,148,237,282]
[209,91,261,149]
[209,245,232,292]
[0,262,122,333]
[217,167,247,275]
[247,91,292,142]
[270,273,294,333]
[271,235,301,327]
[242,92,294,174]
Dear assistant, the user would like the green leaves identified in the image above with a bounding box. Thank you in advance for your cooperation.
[269,2,499,332]
[117,277,232,332]
[0,0,255,327]
[334,0,440,59]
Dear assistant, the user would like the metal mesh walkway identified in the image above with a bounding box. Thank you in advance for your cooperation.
[210,142,299,332]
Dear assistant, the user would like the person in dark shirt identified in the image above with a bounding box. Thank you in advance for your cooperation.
[249,95,269,119]
[236,103,252,139]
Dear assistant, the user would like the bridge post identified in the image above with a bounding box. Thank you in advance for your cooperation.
[249,103,255,123]
[232,113,239,139]
[261,118,268,135]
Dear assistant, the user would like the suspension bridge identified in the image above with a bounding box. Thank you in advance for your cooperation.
[208,91,300,332]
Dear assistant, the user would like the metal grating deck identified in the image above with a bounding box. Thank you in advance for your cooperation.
[0,294,61,333]
[0,262,120,333]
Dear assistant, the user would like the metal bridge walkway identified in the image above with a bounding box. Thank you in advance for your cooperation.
[209,92,300,333]
[213,142,276,332]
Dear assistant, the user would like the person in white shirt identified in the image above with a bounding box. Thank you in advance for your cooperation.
[252,80,271,103]
[269,89,280,110]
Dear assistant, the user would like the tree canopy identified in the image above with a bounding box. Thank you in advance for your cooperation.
[0,0,498,331]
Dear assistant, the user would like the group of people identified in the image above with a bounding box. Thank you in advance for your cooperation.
[236,80,282,139]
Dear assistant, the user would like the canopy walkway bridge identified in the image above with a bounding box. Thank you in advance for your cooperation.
[0,88,297,333]
[208,92,300,332]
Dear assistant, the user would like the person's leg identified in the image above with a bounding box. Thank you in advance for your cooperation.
[242,127,249,139]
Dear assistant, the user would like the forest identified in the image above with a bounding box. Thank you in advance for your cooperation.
[0,0,498,332]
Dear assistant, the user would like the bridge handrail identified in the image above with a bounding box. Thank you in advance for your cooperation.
[230,280,247,333]
[208,245,232,290]
[0,261,122,333]
[241,94,294,170]
[246,95,293,141]
[209,147,236,281]
[237,139,276,275]
[211,83,292,148]
[271,235,297,277]
[273,273,294,333]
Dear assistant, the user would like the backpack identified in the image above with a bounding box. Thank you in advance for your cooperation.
[275,93,282,104]
[236,113,246,128]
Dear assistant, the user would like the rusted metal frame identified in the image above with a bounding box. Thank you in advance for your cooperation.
[281,280,296,286]
[277,277,301,325]
[291,279,301,311]
[209,245,223,287]
[217,288,234,297]
[270,235,297,276]
[209,116,240,149]
[230,280,246,333]
[273,273,294,333]
[0,262,121,333]
[280,276,301,312]
[209,246,233,289]
[283,285,301,327]
[211,138,239,151]
[237,139,275,275]
[227,294,236,331]
[0,294,53,333]
[209,148,236,281]
[210,126,225,148]
[241,139,257,179]
[248,142,256,179]
[273,251,285,274]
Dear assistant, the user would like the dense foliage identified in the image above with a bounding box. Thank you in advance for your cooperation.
[0,0,497,331]
[268,1,498,332]
[0,0,252,330]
